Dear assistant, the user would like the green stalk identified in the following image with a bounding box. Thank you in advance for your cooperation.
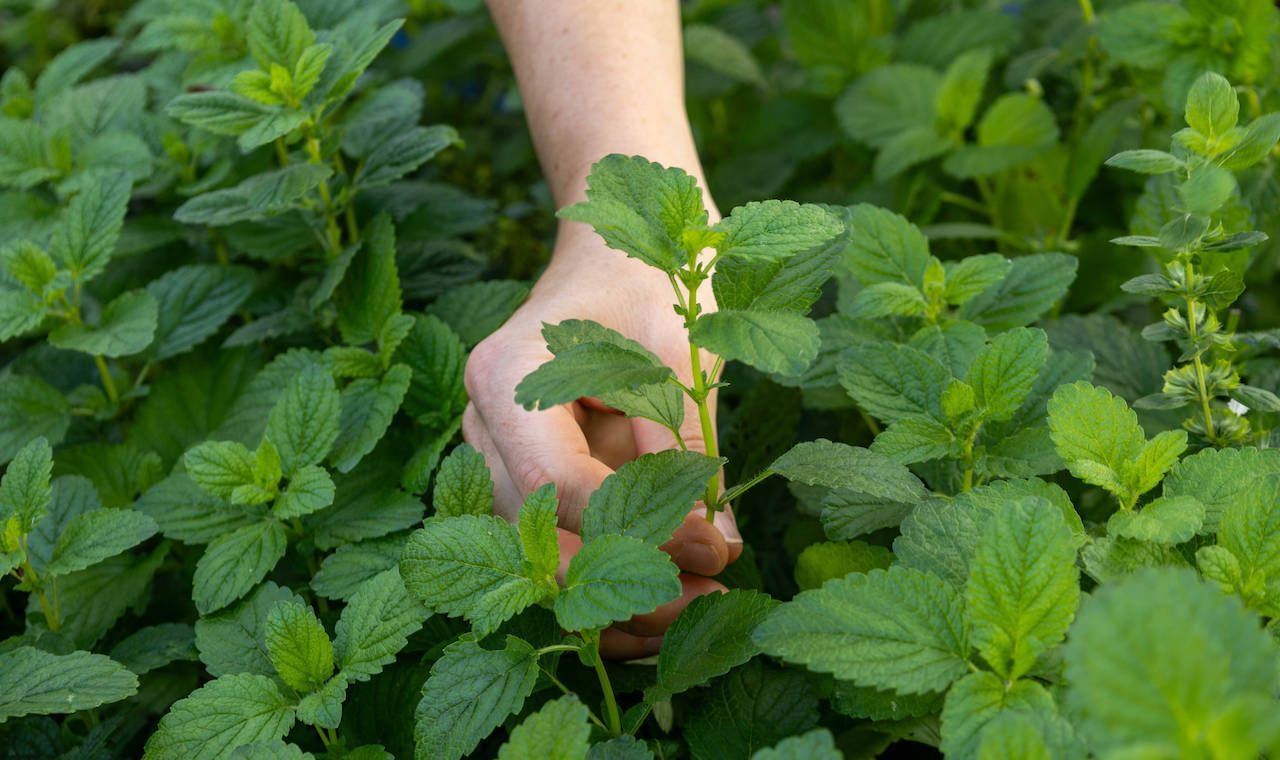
[592,648,623,737]
[680,276,723,519]
[93,355,119,405]
[1183,260,1217,443]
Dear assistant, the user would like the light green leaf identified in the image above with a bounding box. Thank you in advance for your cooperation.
[936,48,992,131]
[34,37,119,101]
[836,65,939,147]
[869,415,955,465]
[518,484,560,589]
[1184,71,1238,138]
[557,154,706,273]
[944,94,1059,178]
[0,647,137,720]
[847,282,926,319]
[333,569,428,682]
[794,540,892,590]
[655,589,779,697]
[295,673,346,729]
[1219,475,1280,590]
[965,500,1079,679]
[44,507,158,576]
[689,309,820,376]
[166,92,306,151]
[714,200,844,260]
[515,342,674,410]
[683,24,765,87]
[0,436,53,530]
[753,566,970,694]
[1221,112,1280,169]
[184,440,267,503]
[1179,164,1235,215]
[751,729,842,760]
[336,214,402,346]
[977,715,1052,760]
[145,674,295,760]
[414,636,539,760]
[265,600,334,693]
[944,255,1011,305]
[49,170,130,281]
[1105,149,1183,174]
[555,535,681,632]
[969,327,1049,422]
[195,582,306,678]
[770,439,927,504]
[356,125,459,188]
[433,444,494,518]
[399,515,542,635]
[1108,495,1204,545]
[247,0,314,70]
[1063,569,1279,756]
[1163,447,1280,534]
[873,125,954,181]
[193,520,288,615]
[273,465,334,519]
[49,288,158,357]
[311,534,406,601]
[940,672,1075,760]
[845,204,931,287]
[581,450,721,545]
[266,365,341,476]
[497,695,591,760]
[147,265,253,360]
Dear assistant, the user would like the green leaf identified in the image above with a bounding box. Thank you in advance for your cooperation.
[1221,112,1280,169]
[0,647,137,720]
[266,365,341,477]
[329,364,411,473]
[518,484,560,589]
[944,94,1059,178]
[689,309,820,376]
[751,729,842,760]
[426,280,528,347]
[49,288,158,357]
[273,465,334,519]
[684,659,818,760]
[230,741,315,760]
[1184,72,1238,138]
[355,125,459,188]
[655,589,779,697]
[265,600,334,693]
[958,253,1076,331]
[295,673,346,729]
[174,164,333,227]
[1163,447,1280,534]
[514,342,674,410]
[794,540,892,590]
[586,737,653,760]
[832,681,942,722]
[936,49,992,131]
[433,444,494,518]
[49,170,130,281]
[110,622,198,675]
[753,566,970,694]
[147,265,253,360]
[769,439,927,503]
[414,636,539,760]
[1219,475,1280,590]
[247,0,314,70]
[1107,495,1204,545]
[873,125,954,181]
[869,415,955,465]
[683,24,765,87]
[166,92,306,151]
[1105,149,1183,174]
[399,515,542,635]
[836,65,939,147]
[965,500,1079,680]
[1063,569,1279,756]
[497,695,591,760]
[336,214,402,346]
[940,672,1075,760]
[333,569,428,682]
[969,328,1049,422]
[311,534,406,601]
[977,716,1052,760]
[1049,382,1186,505]
[193,520,288,615]
[714,200,844,260]
[195,582,305,678]
[34,37,119,101]
[1179,164,1235,215]
[396,314,467,430]
[845,204,931,287]
[0,436,53,530]
[847,282,926,319]
[838,341,950,423]
[555,535,681,632]
[0,377,69,464]
[943,255,1011,305]
[184,440,266,503]
[44,507,158,576]
[145,674,296,760]
[557,154,707,273]
[581,450,721,546]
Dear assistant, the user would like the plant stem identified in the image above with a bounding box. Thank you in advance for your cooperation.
[93,355,119,405]
[592,648,623,737]
[275,139,290,166]
[539,665,609,731]
[1184,261,1217,443]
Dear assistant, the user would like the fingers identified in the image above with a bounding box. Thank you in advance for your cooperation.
[617,574,726,636]
[599,627,663,659]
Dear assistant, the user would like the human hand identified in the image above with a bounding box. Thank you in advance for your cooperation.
[463,222,742,658]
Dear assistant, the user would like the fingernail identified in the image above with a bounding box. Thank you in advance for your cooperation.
[712,510,742,543]
[672,540,723,574]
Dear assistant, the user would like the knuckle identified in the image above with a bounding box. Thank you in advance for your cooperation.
[463,340,500,397]
[509,455,555,495]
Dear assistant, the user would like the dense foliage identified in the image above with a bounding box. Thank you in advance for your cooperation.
[3,1,1280,758]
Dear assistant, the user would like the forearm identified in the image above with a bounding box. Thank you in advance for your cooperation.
[486,0,714,216]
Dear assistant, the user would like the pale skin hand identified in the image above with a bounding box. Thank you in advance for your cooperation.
[468,0,741,658]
